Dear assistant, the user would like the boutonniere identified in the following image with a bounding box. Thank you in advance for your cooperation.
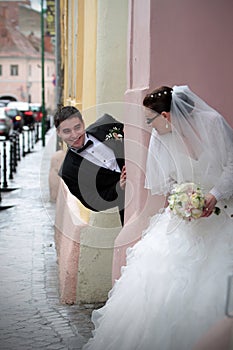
[105,127,123,141]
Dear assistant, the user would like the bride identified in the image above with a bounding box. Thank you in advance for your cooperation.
[83,85,233,350]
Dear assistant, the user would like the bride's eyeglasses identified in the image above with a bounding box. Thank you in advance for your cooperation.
[146,113,160,125]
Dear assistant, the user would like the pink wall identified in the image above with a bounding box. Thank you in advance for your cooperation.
[113,0,233,281]
[150,0,233,127]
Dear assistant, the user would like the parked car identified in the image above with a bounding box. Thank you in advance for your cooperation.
[4,107,24,132]
[0,108,13,139]
[0,99,12,107]
[29,103,43,122]
[29,103,52,131]
[7,101,35,128]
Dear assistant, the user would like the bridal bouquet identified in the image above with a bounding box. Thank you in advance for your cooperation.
[168,182,221,220]
[168,182,205,220]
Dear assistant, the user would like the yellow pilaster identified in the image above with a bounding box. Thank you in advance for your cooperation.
[60,0,97,122]
[82,0,97,119]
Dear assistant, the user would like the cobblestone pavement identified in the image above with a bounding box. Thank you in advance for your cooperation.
[0,130,97,350]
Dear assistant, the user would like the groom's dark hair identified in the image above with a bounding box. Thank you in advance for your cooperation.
[54,105,83,129]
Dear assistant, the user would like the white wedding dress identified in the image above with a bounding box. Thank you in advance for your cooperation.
[83,155,233,350]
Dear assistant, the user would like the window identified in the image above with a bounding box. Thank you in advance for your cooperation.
[0,65,2,75]
[29,64,32,76]
[10,65,18,76]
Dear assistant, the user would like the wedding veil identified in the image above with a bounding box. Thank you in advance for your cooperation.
[145,85,233,200]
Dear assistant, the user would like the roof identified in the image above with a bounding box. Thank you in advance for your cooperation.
[0,16,54,59]
[0,16,40,58]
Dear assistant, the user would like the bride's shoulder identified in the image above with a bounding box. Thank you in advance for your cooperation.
[196,110,220,123]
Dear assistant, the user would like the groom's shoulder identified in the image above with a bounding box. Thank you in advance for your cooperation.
[90,113,123,127]
[86,113,124,134]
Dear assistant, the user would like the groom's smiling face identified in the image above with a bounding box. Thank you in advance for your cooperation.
[57,116,86,149]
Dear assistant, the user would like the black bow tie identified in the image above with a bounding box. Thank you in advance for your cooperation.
[76,139,93,153]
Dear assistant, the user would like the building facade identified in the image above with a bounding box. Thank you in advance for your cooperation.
[52,0,233,305]
[0,1,55,111]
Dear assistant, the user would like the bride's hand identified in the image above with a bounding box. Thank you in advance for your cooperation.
[202,193,217,217]
[120,165,126,190]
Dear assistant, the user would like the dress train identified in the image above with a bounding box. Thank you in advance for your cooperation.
[83,209,233,350]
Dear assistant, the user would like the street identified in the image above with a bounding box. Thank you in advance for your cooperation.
[0,128,95,350]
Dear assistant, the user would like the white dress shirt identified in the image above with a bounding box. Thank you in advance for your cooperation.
[71,134,121,173]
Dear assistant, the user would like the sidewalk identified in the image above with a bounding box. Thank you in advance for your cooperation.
[0,129,96,350]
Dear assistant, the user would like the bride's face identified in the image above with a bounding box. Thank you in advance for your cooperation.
[145,110,171,135]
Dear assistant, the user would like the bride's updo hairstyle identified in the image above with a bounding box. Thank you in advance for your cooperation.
[143,86,173,114]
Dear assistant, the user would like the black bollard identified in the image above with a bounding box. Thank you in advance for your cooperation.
[11,136,16,173]
[2,141,8,188]
[31,127,34,150]
[0,145,2,201]
[22,130,26,157]
[13,134,17,172]
[27,128,31,153]
[0,142,15,209]
[9,138,14,179]
[35,122,39,142]
[15,132,21,161]
[1,140,18,192]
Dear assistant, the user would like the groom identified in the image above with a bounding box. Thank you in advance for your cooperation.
[54,106,126,225]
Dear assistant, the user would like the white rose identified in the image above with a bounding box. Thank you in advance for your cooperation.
[191,208,202,219]
[190,195,200,209]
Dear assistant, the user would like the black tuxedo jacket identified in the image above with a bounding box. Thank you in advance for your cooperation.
[59,114,125,224]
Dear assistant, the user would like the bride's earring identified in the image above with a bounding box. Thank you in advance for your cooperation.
[165,120,169,129]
